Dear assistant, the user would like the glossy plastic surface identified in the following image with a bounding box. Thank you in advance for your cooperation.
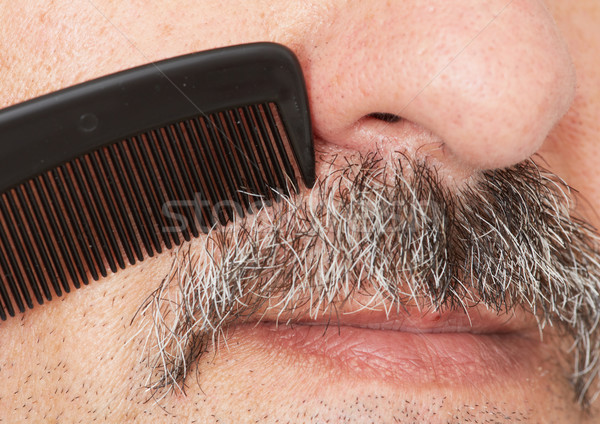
[0,42,315,193]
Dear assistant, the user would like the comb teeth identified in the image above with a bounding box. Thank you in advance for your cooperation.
[0,103,299,320]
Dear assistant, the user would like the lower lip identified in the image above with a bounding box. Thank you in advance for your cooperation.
[231,323,541,386]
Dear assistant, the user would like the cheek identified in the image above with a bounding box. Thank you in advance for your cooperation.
[0,0,307,107]
[0,251,175,418]
[535,0,600,228]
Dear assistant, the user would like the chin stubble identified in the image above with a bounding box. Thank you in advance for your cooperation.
[134,153,600,406]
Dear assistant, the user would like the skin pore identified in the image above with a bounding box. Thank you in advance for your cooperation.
[1,1,600,423]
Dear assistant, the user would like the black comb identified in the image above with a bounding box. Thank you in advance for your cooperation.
[0,42,315,320]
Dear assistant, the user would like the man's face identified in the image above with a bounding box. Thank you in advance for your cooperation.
[1,1,600,422]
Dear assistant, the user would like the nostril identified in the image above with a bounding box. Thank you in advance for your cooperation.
[367,112,402,124]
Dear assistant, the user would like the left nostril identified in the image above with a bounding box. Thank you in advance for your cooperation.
[367,112,402,123]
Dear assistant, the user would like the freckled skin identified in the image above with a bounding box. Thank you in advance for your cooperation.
[0,1,599,422]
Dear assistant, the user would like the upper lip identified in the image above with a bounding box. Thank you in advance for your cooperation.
[250,295,535,336]
[231,294,544,387]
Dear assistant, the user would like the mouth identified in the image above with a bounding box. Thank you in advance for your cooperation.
[139,151,599,403]
[225,303,544,387]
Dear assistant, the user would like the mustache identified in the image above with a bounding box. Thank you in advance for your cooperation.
[136,153,600,405]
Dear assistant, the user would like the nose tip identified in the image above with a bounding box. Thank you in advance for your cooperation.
[302,0,576,171]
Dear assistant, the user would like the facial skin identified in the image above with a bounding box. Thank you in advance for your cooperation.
[1,0,599,422]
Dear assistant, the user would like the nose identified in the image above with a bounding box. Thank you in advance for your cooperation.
[297,0,576,171]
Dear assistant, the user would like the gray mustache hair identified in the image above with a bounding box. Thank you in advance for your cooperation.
[136,153,600,406]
